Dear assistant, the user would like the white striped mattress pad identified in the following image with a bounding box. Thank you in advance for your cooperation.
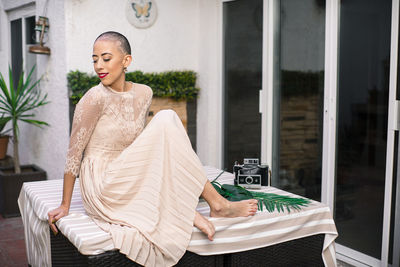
[18,166,338,267]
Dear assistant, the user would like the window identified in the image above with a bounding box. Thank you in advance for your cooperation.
[9,13,37,88]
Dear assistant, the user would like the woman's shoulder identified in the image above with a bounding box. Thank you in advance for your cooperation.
[133,83,153,98]
[78,84,105,105]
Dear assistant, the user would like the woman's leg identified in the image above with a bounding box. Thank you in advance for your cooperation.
[201,180,258,217]
[194,181,258,240]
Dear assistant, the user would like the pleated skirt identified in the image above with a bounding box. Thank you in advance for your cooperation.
[78,110,208,267]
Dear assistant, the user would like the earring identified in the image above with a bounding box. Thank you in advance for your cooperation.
[124,67,127,72]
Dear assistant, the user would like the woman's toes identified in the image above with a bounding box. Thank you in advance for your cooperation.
[194,212,215,241]
[210,198,260,218]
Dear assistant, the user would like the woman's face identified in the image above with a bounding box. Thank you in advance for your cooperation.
[92,39,131,88]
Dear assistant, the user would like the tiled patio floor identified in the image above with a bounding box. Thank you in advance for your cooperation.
[0,215,28,267]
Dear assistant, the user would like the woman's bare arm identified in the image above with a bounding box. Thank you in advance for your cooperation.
[48,88,104,234]
[48,172,76,234]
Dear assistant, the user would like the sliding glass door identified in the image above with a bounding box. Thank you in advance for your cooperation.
[222,0,399,264]
[223,0,263,171]
[335,0,392,260]
[272,0,326,201]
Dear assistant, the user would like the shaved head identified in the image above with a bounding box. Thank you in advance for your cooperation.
[95,31,131,55]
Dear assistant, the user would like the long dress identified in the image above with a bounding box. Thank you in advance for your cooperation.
[64,82,208,267]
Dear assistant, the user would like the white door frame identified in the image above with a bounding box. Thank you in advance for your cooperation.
[261,0,275,170]
[321,0,339,213]
[381,0,399,265]
[323,0,399,266]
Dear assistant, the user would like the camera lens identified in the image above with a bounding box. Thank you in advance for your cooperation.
[245,176,253,184]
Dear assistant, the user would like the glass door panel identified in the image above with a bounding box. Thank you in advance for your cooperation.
[335,0,392,259]
[25,16,37,82]
[273,0,326,201]
[11,18,23,89]
[223,0,263,171]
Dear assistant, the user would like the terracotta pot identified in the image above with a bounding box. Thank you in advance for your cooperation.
[0,136,9,160]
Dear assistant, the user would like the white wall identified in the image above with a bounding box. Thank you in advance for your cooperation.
[0,0,9,78]
[1,0,69,180]
[65,0,222,167]
[196,0,223,168]
[65,0,200,74]
[1,0,223,179]
[29,0,69,180]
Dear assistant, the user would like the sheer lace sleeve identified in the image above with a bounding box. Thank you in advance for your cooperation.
[64,88,104,176]
[144,86,153,126]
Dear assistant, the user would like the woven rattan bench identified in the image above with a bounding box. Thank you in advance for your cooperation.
[50,227,325,267]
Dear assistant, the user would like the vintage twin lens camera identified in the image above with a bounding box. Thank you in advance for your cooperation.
[233,158,270,189]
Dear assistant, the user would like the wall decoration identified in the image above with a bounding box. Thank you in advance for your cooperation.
[126,0,157,29]
[29,16,50,55]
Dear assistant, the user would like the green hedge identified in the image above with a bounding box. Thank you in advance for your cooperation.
[67,70,200,104]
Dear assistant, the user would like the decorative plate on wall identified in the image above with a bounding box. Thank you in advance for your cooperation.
[126,0,158,29]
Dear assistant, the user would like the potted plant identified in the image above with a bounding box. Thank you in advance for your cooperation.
[0,66,49,217]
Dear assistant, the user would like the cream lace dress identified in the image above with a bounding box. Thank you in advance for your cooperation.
[64,82,208,267]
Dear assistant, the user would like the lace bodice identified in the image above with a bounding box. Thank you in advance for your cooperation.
[64,82,153,177]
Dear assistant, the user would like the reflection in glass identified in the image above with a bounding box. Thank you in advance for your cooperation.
[274,0,325,201]
[223,0,263,171]
[11,19,23,89]
[25,16,37,84]
[335,0,391,258]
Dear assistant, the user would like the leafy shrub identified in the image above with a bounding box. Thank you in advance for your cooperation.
[68,70,200,104]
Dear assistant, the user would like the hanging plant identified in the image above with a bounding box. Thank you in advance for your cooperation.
[211,172,311,213]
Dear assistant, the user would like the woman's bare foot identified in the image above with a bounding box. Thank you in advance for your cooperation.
[210,198,258,218]
[194,212,215,241]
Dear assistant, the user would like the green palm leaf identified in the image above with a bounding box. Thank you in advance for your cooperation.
[211,171,311,213]
[0,65,50,173]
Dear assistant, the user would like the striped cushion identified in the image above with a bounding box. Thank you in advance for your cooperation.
[18,166,338,267]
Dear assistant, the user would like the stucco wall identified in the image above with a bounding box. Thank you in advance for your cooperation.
[1,0,69,180]
[64,0,222,167]
[65,0,200,73]
[0,1,10,78]
[0,0,223,180]
[196,0,223,167]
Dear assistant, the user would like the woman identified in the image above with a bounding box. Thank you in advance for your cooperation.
[48,31,258,267]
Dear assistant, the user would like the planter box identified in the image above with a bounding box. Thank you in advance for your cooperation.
[0,164,47,217]
[147,97,187,129]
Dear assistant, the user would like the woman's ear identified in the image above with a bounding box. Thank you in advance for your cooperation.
[123,54,132,69]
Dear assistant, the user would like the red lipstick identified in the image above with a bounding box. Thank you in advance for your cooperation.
[98,73,108,79]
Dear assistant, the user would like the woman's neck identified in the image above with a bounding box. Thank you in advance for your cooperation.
[109,75,127,92]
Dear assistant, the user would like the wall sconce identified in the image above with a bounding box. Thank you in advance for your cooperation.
[29,16,50,55]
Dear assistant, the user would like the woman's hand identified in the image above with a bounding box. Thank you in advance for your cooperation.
[48,205,69,234]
